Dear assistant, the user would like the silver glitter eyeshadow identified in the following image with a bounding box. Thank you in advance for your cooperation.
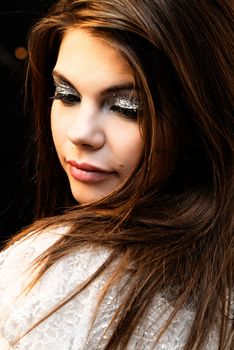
[55,81,78,96]
[113,95,140,111]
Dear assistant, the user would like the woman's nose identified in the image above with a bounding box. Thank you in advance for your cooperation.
[67,102,105,150]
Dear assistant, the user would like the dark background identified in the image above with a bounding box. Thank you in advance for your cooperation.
[0,1,55,245]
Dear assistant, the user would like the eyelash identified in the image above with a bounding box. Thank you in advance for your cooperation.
[52,82,139,120]
[53,92,81,104]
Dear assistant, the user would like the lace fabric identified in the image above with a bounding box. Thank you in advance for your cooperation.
[0,227,219,349]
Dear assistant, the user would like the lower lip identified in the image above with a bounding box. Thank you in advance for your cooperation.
[69,165,115,183]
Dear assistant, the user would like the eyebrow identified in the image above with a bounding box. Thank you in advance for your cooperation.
[52,70,136,95]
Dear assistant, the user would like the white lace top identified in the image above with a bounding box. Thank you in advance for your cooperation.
[0,227,219,350]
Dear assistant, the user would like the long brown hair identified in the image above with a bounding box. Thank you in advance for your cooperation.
[11,0,234,349]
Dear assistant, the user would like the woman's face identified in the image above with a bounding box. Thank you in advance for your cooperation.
[51,28,143,204]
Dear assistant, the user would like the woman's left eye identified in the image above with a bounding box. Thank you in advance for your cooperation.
[109,95,140,120]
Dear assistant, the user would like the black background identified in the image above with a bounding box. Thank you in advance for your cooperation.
[0,1,55,244]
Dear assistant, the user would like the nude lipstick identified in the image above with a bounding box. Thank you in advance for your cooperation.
[66,161,115,182]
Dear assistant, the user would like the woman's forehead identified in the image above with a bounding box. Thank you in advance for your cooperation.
[54,28,135,96]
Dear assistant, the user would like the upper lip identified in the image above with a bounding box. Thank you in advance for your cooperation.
[66,160,112,173]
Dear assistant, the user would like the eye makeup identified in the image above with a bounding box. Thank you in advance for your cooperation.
[52,72,140,118]
[109,93,140,119]
[52,80,81,104]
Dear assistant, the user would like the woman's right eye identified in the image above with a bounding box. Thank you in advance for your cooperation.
[52,82,81,105]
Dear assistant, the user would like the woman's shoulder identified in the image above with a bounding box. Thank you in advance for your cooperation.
[0,224,111,293]
[0,226,65,274]
[0,226,66,348]
[0,225,69,310]
[0,225,111,349]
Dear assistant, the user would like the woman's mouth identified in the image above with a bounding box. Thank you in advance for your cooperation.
[66,161,116,183]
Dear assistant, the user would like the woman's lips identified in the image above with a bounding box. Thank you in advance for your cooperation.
[67,161,115,183]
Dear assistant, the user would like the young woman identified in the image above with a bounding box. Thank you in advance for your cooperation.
[0,0,233,349]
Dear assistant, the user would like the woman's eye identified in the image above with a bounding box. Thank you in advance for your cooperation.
[54,92,81,105]
[52,82,81,105]
[111,105,138,119]
[110,95,140,120]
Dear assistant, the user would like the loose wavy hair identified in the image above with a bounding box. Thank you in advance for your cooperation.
[9,0,234,349]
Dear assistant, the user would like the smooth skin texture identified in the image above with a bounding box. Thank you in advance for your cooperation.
[51,28,143,204]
